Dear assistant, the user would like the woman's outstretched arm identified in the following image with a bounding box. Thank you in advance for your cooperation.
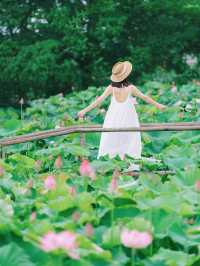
[130,85,167,110]
[78,85,112,117]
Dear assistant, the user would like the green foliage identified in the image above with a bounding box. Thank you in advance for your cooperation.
[0,0,200,104]
[144,247,200,266]
[0,243,35,266]
[0,79,199,265]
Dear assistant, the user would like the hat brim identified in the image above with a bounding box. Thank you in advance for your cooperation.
[110,61,132,82]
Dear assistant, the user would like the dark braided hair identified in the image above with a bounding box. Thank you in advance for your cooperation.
[111,78,130,88]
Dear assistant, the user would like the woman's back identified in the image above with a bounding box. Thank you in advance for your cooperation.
[111,85,131,103]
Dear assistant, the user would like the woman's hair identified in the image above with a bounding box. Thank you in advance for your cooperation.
[111,78,130,88]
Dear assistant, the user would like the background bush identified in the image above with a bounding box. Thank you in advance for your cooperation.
[0,0,200,105]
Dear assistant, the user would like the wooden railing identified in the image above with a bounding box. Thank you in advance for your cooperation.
[0,121,199,175]
[0,122,199,147]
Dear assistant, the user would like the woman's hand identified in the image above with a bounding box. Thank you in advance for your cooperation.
[77,110,86,118]
[156,103,167,111]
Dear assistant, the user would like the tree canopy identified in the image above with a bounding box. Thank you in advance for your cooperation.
[0,0,200,105]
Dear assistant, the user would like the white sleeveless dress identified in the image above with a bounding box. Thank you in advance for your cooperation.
[97,86,142,160]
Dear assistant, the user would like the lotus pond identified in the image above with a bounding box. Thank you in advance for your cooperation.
[0,80,200,266]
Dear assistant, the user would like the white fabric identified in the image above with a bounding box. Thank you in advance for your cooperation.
[97,86,142,160]
[124,163,140,172]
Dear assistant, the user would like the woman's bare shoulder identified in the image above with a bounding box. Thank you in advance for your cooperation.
[128,84,142,97]
[128,83,137,92]
[107,84,113,90]
[103,84,113,95]
[128,83,137,89]
[108,84,113,91]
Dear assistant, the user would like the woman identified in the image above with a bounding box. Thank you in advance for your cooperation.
[78,61,166,163]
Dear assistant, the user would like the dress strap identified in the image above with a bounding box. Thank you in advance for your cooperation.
[112,86,116,99]
[127,86,131,97]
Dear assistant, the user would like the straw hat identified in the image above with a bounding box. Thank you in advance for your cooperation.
[110,61,132,82]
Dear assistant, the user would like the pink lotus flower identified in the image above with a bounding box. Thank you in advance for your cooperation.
[109,177,118,193]
[79,159,91,176]
[30,212,36,222]
[79,159,96,180]
[89,168,96,180]
[54,155,62,169]
[109,169,120,193]
[40,231,59,251]
[171,85,177,93]
[171,82,177,93]
[44,175,56,190]
[69,186,76,196]
[0,166,4,176]
[85,223,94,238]
[94,245,103,253]
[27,179,33,189]
[80,134,85,146]
[121,229,152,249]
[195,180,200,192]
[72,211,81,222]
[40,231,79,259]
[35,160,41,171]
[56,231,77,250]
[56,231,79,260]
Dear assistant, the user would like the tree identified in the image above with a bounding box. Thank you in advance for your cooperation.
[0,0,200,105]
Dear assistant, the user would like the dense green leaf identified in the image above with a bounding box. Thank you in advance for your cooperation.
[0,243,35,266]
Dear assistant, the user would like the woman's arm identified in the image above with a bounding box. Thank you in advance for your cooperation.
[130,85,166,110]
[78,85,112,117]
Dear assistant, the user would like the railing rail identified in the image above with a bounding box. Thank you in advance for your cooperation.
[0,122,199,147]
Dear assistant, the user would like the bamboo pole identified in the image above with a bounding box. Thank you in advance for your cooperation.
[0,122,199,147]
